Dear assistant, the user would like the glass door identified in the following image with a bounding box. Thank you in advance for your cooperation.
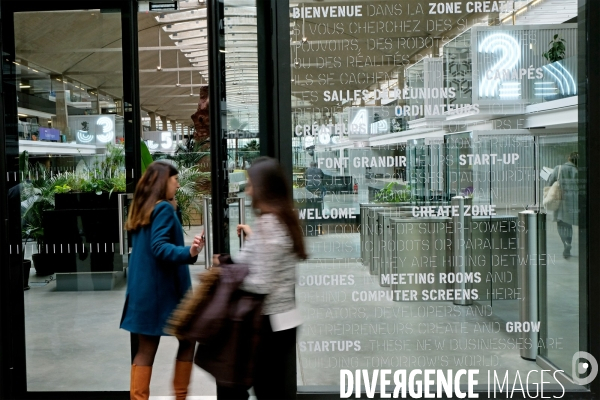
[2,3,138,395]
[208,0,259,258]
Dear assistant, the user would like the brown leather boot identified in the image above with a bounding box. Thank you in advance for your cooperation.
[130,364,152,400]
[173,360,193,400]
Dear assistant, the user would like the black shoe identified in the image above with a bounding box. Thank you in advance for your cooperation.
[563,244,571,259]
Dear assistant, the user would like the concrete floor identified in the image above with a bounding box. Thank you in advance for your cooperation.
[21,196,584,395]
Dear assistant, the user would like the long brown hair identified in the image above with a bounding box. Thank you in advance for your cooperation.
[247,157,307,260]
[126,161,178,231]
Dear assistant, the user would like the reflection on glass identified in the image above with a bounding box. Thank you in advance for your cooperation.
[291,0,586,394]
[14,9,130,391]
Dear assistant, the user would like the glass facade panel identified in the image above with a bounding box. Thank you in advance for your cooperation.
[11,9,130,391]
[290,0,588,395]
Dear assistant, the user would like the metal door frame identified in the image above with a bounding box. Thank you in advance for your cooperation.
[0,1,140,398]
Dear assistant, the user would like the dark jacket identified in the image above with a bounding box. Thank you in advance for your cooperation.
[305,166,324,190]
[184,258,265,387]
[120,201,196,336]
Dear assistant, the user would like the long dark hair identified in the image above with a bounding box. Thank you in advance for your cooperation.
[126,161,178,231]
[247,157,307,260]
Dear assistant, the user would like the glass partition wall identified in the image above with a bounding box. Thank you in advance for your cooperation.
[11,8,131,392]
[291,0,588,395]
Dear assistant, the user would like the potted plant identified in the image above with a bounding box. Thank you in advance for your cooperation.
[54,143,126,210]
[21,145,127,275]
[542,34,566,63]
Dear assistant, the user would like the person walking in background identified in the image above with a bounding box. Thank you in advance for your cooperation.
[305,161,325,199]
[547,152,578,258]
[121,161,204,400]
[212,157,307,399]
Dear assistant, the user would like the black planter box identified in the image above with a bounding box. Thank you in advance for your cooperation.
[55,191,121,210]
[40,191,124,274]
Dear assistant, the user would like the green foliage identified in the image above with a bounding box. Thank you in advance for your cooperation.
[542,34,566,63]
[241,140,259,152]
[374,182,411,203]
[20,145,127,242]
[174,165,211,228]
[147,136,212,229]
[153,136,210,167]
[54,184,71,194]
[140,140,154,174]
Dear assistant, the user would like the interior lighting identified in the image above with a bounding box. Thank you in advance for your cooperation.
[515,6,527,16]
[18,113,28,117]
[478,33,521,98]
[176,52,181,87]
[20,85,31,89]
[552,63,576,94]
[190,71,194,96]
[542,65,568,95]
[157,27,163,71]
[543,63,577,94]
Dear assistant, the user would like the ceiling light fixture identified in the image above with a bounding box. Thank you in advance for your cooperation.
[190,71,194,96]
[157,27,163,71]
[176,52,181,87]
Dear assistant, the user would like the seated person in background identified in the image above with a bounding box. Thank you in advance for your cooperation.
[304,162,325,199]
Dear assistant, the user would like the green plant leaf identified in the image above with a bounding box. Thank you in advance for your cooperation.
[140,140,154,174]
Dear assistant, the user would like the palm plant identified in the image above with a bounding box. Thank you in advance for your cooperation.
[20,164,63,242]
[152,136,210,168]
[174,165,211,228]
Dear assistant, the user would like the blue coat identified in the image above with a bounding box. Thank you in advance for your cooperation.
[120,201,195,336]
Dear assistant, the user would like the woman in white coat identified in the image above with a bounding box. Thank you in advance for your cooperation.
[213,157,307,399]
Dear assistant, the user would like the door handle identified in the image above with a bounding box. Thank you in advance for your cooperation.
[203,196,212,269]
[118,193,134,255]
[237,197,246,247]
[202,196,244,268]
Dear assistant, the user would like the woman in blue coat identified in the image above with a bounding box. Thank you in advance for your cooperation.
[121,161,203,400]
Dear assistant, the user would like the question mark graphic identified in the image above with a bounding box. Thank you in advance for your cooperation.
[479,33,521,99]
[96,116,115,144]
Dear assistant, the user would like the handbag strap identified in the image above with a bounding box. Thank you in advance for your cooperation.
[558,165,562,181]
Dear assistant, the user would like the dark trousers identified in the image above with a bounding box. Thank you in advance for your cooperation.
[254,318,297,399]
[216,385,249,400]
[557,220,573,246]
[215,317,297,400]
